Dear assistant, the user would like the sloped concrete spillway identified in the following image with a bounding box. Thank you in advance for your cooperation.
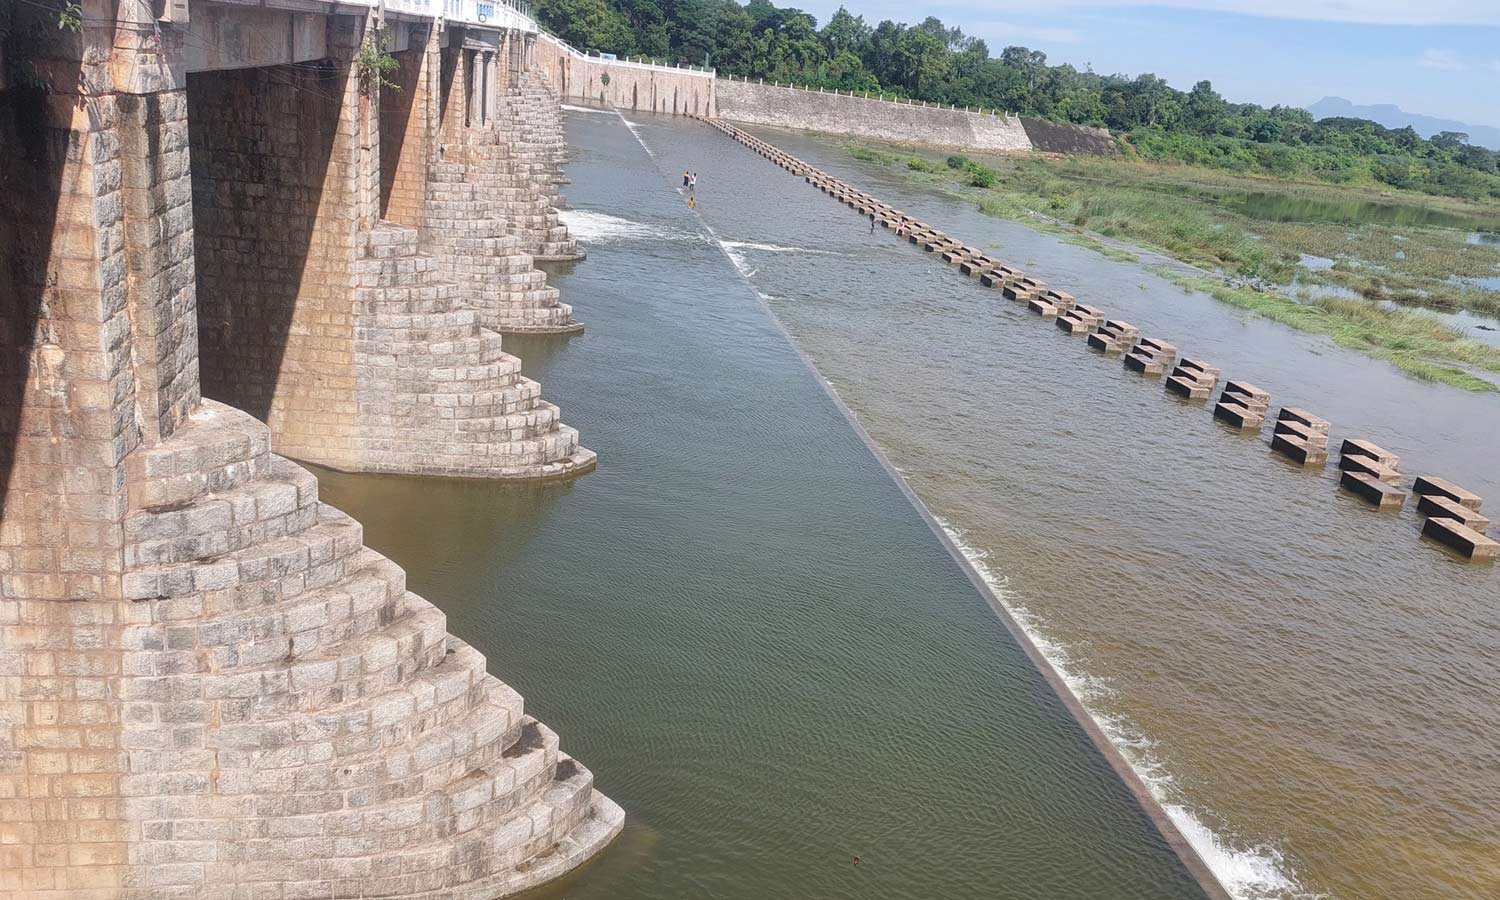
[317,105,1225,899]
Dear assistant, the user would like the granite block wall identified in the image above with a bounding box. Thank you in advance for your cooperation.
[715,79,1033,152]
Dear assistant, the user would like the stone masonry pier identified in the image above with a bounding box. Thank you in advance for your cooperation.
[0,1,619,898]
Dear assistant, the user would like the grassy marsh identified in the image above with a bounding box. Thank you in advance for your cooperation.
[839,139,1500,391]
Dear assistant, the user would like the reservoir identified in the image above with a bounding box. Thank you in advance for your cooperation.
[663,119,1500,900]
[314,109,1209,899]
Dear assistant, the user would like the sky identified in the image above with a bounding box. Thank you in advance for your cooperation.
[790,0,1500,129]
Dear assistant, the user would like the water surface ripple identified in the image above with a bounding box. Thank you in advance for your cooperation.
[315,111,1207,900]
[659,119,1500,900]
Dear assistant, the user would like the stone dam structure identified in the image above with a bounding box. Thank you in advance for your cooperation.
[528,41,1115,155]
[0,1,625,897]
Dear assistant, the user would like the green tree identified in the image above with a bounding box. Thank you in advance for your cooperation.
[1184,80,1225,132]
[820,7,870,56]
[535,0,637,53]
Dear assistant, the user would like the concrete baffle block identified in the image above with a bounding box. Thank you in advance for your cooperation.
[1272,432,1328,466]
[1273,418,1328,448]
[1412,475,1482,511]
[1340,438,1399,469]
[1342,471,1407,510]
[1422,517,1499,563]
[1124,350,1167,375]
[1042,289,1077,311]
[1087,332,1127,356]
[1166,375,1214,400]
[1416,494,1491,532]
[1135,337,1177,363]
[1338,452,1401,485]
[1277,407,1330,435]
[1213,397,1266,430]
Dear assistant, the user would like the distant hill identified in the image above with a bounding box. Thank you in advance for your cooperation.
[1307,97,1500,151]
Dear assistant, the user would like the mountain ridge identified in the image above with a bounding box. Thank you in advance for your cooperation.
[1307,97,1500,150]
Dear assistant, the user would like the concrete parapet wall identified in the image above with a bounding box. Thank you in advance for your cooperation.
[532,35,715,116]
[715,79,1033,152]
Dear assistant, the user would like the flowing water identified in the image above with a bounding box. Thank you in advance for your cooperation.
[642,119,1499,900]
[313,109,1209,900]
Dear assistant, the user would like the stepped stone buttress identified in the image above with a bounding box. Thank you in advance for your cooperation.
[354,221,593,472]
[186,20,592,471]
[0,4,620,897]
[112,400,623,898]
[500,72,583,262]
[417,33,584,332]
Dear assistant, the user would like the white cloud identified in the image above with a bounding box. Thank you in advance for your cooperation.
[1418,49,1465,71]
[943,1,1500,26]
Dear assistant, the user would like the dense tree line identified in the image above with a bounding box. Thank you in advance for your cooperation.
[533,0,1500,200]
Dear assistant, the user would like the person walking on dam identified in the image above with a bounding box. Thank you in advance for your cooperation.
[690,172,699,191]
[869,210,877,234]
[683,171,691,188]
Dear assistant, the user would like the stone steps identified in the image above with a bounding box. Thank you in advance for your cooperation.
[124,456,321,568]
[176,598,449,718]
[124,400,274,510]
[341,740,606,898]
[122,503,368,604]
[179,549,408,671]
[112,386,614,889]
[134,686,527,841]
[352,438,596,481]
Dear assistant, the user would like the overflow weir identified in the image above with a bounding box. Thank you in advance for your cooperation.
[317,106,1229,900]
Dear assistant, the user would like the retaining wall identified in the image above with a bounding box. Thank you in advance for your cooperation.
[532,36,715,116]
[1020,116,1119,155]
[715,79,1033,152]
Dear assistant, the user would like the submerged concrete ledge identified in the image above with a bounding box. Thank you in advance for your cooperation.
[702,117,1495,571]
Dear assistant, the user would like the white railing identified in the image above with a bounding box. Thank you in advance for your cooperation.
[537,32,715,79]
[717,72,1016,119]
[376,0,539,34]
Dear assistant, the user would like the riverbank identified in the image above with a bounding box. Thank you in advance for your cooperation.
[843,139,1500,391]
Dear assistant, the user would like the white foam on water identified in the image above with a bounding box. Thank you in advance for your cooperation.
[556,209,664,244]
[720,240,833,255]
[614,110,656,159]
[722,243,756,277]
[561,103,613,115]
[717,242,832,277]
[934,516,1321,900]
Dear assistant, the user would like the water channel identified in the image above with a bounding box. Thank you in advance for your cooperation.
[314,108,1208,900]
[651,119,1500,900]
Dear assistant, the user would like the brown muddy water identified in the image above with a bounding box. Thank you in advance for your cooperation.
[636,118,1500,900]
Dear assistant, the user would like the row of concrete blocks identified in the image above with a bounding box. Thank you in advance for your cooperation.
[703,119,1499,565]
[706,119,816,176]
